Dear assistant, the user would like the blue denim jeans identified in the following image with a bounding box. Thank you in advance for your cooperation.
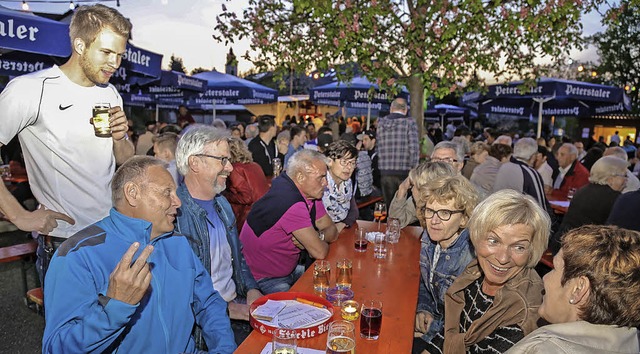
[257,264,305,294]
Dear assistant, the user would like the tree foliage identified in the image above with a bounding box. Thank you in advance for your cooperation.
[191,67,211,75]
[214,0,605,134]
[593,1,640,112]
[168,54,187,74]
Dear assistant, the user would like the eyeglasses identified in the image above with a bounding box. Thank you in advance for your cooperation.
[195,154,229,167]
[338,159,357,168]
[431,157,459,164]
[422,207,464,221]
[612,173,628,178]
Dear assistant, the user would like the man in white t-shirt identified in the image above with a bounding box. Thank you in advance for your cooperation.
[0,5,134,282]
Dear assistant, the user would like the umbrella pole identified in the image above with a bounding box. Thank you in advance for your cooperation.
[213,99,216,123]
[155,104,159,123]
[367,102,371,130]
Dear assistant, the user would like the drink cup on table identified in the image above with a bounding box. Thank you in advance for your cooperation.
[354,227,368,252]
[373,201,387,231]
[373,232,387,259]
[386,217,401,244]
[313,260,331,293]
[336,258,353,289]
[272,328,297,354]
[92,103,111,137]
[360,300,383,340]
[326,320,356,353]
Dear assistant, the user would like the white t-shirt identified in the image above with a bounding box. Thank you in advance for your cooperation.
[0,66,121,237]
[537,161,553,188]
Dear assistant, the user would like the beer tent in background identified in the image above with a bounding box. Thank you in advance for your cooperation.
[110,42,163,108]
[138,70,207,121]
[462,77,632,138]
[308,76,410,128]
[189,70,278,121]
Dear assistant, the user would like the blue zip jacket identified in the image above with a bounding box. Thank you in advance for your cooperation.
[43,208,236,354]
[175,183,259,298]
[417,228,474,342]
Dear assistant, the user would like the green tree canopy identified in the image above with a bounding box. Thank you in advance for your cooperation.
[215,0,606,134]
[593,1,639,112]
[168,54,187,74]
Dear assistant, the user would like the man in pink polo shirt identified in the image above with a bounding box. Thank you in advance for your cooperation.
[240,149,338,294]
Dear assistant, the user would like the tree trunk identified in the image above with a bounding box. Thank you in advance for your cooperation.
[408,75,424,138]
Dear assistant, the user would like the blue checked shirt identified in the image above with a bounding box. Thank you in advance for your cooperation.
[377,112,420,174]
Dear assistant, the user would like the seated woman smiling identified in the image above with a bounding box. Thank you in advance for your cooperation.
[423,189,551,354]
[506,225,640,354]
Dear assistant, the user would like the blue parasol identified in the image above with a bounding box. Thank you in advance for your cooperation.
[0,5,70,57]
[462,77,631,138]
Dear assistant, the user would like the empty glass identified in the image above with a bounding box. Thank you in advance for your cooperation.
[386,217,401,243]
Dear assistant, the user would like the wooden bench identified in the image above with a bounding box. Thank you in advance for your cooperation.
[0,241,38,298]
[356,195,383,210]
[26,287,44,314]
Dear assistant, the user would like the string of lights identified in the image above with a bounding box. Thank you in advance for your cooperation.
[0,0,119,11]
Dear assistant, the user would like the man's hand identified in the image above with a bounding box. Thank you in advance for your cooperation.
[228,302,250,321]
[11,207,75,235]
[397,176,412,200]
[415,311,434,334]
[108,106,129,141]
[106,242,153,305]
[246,289,263,306]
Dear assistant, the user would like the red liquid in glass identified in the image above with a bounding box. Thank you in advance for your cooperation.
[354,239,368,252]
[360,308,382,339]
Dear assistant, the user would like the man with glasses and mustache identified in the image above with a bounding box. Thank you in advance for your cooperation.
[174,126,262,347]
[0,4,134,286]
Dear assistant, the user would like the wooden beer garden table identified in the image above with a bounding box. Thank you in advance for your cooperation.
[235,221,423,353]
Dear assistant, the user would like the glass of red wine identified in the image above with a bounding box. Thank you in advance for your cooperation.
[360,299,383,340]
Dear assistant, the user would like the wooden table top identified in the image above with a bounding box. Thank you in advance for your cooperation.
[235,221,423,353]
[547,194,569,214]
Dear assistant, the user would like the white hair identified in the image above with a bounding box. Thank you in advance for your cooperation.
[175,125,229,176]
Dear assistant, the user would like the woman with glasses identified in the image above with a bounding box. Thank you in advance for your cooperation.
[550,155,627,253]
[413,174,478,353]
[390,161,458,228]
[422,189,550,354]
[322,140,359,233]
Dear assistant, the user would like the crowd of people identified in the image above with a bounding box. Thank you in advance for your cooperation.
[0,4,639,354]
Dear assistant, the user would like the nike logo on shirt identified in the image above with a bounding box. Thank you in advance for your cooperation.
[59,104,73,110]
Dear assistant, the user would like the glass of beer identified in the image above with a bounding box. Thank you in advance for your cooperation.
[360,300,383,340]
[92,103,111,137]
[355,227,368,252]
[272,328,297,354]
[326,320,356,353]
[313,260,331,293]
[336,258,352,289]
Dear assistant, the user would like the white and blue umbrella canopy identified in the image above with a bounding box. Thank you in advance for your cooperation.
[191,70,278,105]
[0,5,71,57]
[462,77,631,118]
[309,76,410,108]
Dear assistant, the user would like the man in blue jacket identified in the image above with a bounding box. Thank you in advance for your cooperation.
[175,125,262,346]
[43,156,236,354]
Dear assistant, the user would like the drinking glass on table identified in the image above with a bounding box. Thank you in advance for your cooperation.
[360,300,383,340]
[336,258,353,289]
[326,320,356,353]
[313,260,331,293]
[386,217,401,244]
[373,202,387,231]
[272,328,297,354]
[354,227,368,252]
[373,232,387,259]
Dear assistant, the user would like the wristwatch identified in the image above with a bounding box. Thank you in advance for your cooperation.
[318,231,325,241]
